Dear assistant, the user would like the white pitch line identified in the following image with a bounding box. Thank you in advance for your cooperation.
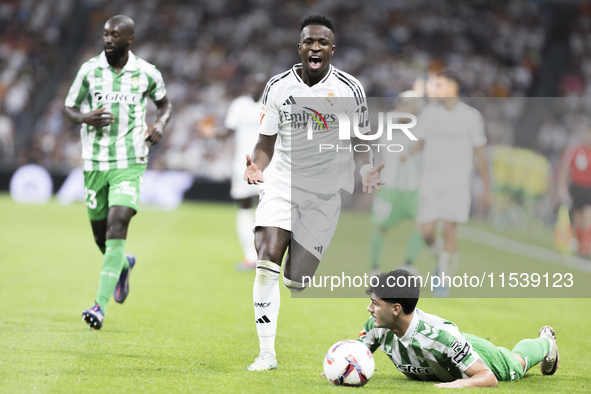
[457,225,591,274]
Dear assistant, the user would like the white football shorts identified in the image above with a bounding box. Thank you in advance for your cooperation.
[254,179,341,260]
[416,182,471,224]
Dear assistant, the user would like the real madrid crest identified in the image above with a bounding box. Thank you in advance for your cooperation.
[325,92,336,107]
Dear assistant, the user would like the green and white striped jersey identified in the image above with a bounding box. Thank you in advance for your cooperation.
[65,51,166,171]
[357,308,479,382]
[377,131,421,191]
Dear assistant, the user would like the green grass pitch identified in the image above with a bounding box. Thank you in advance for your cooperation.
[0,193,590,392]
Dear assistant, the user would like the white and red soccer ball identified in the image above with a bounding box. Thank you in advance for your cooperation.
[323,340,375,386]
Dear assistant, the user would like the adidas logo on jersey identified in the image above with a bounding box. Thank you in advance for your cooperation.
[282,96,296,106]
[256,315,271,324]
[314,246,323,254]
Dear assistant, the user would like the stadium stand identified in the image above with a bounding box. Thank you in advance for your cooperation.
[0,1,550,173]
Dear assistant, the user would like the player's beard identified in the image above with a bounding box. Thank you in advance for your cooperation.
[105,45,127,62]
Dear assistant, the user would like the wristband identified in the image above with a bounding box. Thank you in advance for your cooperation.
[360,164,372,176]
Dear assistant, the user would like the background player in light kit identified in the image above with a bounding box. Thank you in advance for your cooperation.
[243,15,385,370]
[224,73,267,270]
[65,15,172,329]
[402,70,491,295]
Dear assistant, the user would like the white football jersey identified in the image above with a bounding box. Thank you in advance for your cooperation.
[414,101,486,190]
[259,63,370,194]
[225,95,261,177]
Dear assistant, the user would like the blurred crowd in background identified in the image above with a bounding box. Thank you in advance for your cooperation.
[1,0,590,227]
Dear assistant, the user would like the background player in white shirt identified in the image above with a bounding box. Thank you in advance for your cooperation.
[243,15,384,371]
[224,74,267,270]
[402,70,491,295]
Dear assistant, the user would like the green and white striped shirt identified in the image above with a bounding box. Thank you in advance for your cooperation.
[377,130,421,191]
[358,309,479,382]
[65,51,167,171]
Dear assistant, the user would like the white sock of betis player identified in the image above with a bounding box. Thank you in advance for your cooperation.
[253,260,281,357]
[237,208,257,263]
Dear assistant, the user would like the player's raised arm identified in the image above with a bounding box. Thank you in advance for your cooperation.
[144,95,173,145]
[434,358,498,388]
[244,134,277,185]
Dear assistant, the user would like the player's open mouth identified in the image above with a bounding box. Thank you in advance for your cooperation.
[309,56,322,70]
[104,47,114,52]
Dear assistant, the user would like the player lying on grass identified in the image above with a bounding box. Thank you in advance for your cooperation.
[327,269,559,387]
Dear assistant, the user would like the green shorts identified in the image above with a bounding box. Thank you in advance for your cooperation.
[465,334,524,382]
[83,164,146,221]
[371,188,419,227]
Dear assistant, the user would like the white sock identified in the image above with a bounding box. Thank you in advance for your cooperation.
[253,260,281,357]
[428,237,443,258]
[438,252,450,277]
[448,253,459,276]
[237,208,257,262]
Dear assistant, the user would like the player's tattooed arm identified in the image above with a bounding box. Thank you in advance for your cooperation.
[434,359,498,388]
[244,134,277,184]
[145,95,172,145]
[352,136,385,195]
[64,106,114,128]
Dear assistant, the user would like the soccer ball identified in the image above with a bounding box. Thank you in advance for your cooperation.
[323,340,375,386]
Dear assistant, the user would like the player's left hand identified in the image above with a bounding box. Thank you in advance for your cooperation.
[362,163,385,195]
[434,380,466,388]
[144,120,165,145]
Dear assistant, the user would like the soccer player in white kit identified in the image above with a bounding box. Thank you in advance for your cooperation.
[224,74,267,270]
[243,15,385,371]
[402,70,491,295]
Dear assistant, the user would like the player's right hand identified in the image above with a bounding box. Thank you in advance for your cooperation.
[82,107,115,128]
[244,154,264,184]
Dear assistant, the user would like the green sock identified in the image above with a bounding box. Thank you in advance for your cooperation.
[370,229,384,269]
[97,245,127,270]
[405,229,424,263]
[122,254,129,270]
[512,337,551,372]
[95,239,126,313]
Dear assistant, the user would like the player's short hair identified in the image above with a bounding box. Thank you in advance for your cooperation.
[300,15,335,36]
[437,69,462,92]
[365,269,420,314]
